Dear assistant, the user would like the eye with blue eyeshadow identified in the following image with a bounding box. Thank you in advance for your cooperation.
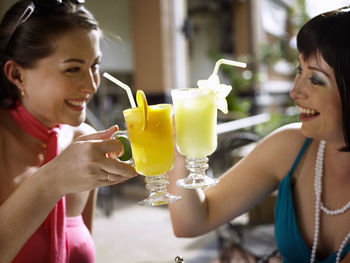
[309,73,325,86]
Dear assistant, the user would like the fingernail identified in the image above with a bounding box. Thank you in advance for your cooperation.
[110,125,119,132]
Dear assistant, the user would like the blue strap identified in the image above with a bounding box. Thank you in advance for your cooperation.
[288,138,312,176]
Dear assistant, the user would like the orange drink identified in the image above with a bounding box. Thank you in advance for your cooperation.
[123,104,174,176]
[112,90,181,206]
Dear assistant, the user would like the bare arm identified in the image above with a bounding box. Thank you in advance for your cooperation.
[0,168,61,262]
[0,126,137,262]
[168,123,305,237]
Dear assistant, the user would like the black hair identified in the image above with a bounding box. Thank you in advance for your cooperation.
[0,0,100,108]
[297,7,350,152]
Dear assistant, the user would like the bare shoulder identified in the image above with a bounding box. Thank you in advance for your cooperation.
[59,123,96,150]
[203,123,308,223]
[72,123,96,139]
[61,123,96,140]
[249,122,308,180]
[264,122,304,144]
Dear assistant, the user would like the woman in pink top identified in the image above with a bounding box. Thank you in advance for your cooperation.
[0,0,137,262]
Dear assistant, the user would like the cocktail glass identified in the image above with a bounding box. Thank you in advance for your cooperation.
[171,88,219,189]
[171,59,247,189]
[113,90,182,206]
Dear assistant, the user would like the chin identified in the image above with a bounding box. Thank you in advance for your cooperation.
[64,114,86,127]
[300,125,317,139]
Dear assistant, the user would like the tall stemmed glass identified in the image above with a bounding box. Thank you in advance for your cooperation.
[171,59,247,189]
[121,90,181,206]
[104,73,181,206]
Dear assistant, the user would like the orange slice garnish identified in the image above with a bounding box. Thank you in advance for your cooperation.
[136,90,149,131]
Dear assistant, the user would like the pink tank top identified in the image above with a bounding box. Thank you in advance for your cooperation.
[66,215,95,263]
[9,105,95,262]
[12,215,95,263]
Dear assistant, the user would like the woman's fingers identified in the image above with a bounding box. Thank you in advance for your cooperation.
[97,159,138,187]
[99,171,135,185]
[50,125,139,193]
[95,138,124,156]
[77,125,119,142]
[100,157,138,180]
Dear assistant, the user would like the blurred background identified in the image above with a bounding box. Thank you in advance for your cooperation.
[1,0,349,262]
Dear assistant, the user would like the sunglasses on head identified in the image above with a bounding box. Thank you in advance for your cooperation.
[2,0,85,55]
[34,0,85,11]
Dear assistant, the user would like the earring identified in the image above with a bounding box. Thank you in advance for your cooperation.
[20,88,25,97]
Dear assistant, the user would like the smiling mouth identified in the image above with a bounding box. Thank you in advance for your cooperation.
[65,99,87,108]
[297,105,320,120]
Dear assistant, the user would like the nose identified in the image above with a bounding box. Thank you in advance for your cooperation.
[80,69,99,94]
[289,75,308,101]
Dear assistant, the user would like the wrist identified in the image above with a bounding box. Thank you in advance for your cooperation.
[35,164,63,203]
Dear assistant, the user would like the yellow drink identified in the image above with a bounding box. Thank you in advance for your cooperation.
[123,104,174,176]
[172,88,217,158]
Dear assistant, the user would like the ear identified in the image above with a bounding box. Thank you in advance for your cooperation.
[3,60,25,88]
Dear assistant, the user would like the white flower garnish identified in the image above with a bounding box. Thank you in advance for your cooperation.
[197,74,232,114]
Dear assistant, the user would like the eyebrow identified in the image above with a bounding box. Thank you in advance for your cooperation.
[298,58,331,78]
[61,58,85,64]
[61,55,102,64]
[308,66,331,78]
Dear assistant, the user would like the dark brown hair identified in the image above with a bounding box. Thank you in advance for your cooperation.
[0,0,100,108]
[297,7,350,152]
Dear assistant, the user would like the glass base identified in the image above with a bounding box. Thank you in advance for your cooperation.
[138,173,182,207]
[176,176,219,190]
[138,192,182,206]
[176,157,219,189]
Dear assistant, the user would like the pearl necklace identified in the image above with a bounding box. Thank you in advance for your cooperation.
[311,140,350,263]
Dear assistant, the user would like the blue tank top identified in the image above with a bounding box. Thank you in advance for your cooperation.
[274,138,350,262]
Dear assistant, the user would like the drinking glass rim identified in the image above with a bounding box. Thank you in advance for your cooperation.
[123,103,171,114]
[171,88,213,99]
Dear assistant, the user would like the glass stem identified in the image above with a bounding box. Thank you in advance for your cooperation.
[139,174,182,206]
[144,173,169,193]
[185,157,209,179]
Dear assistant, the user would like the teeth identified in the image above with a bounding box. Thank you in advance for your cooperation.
[298,106,317,115]
[66,99,86,107]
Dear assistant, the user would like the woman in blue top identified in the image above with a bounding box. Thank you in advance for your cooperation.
[169,6,350,263]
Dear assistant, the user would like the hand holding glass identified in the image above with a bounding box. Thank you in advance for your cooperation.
[111,91,181,206]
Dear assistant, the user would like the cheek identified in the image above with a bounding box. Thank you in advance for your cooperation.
[26,80,51,100]
[32,80,69,106]
[324,95,342,125]
[94,73,100,87]
[332,91,342,116]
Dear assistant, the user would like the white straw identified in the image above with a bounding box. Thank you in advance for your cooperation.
[103,72,136,108]
[212,59,247,75]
